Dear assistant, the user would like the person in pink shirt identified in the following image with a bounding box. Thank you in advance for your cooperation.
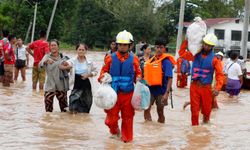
[0,29,10,82]
[26,30,49,90]
[0,42,4,82]
[2,35,16,87]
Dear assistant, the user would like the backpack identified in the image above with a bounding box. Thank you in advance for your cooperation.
[180,58,190,74]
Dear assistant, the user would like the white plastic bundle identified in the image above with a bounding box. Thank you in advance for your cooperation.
[94,83,117,110]
[187,17,207,55]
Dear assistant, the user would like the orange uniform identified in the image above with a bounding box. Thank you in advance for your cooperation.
[98,51,142,142]
[179,40,224,125]
[176,57,188,88]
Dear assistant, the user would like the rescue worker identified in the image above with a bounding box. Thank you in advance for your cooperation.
[212,51,225,108]
[215,51,225,88]
[128,32,135,54]
[98,30,142,142]
[143,37,176,123]
[179,33,224,126]
[176,57,190,88]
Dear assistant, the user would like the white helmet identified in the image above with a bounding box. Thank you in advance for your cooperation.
[116,30,133,44]
[216,51,224,57]
[203,33,218,46]
[127,31,134,42]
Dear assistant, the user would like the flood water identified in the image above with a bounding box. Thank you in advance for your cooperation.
[0,51,250,149]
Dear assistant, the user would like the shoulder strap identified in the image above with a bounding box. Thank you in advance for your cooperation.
[147,55,156,63]
[60,53,63,59]
[227,62,235,72]
[16,47,19,58]
[161,53,177,65]
[147,53,177,65]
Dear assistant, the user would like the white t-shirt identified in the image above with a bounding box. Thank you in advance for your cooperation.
[225,60,242,80]
[237,59,246,70]
[15,45,27,60]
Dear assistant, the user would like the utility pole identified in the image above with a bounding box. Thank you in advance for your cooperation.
[25,21,32,44]
[175,0,186,58]
[46,0,59,40]
[241,0,250,59]
[31,2,38,42]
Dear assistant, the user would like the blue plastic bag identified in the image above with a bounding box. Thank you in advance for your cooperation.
[131,81,150,111]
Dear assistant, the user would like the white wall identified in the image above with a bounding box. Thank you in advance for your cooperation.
[207,21,250,51]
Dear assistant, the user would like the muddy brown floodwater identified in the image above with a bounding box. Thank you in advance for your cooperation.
[0,51,250,149]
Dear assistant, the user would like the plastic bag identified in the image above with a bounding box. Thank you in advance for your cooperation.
[131,81,151,111]
[94,84,117,110]
[187,17,207,55]
[101,73,112,84]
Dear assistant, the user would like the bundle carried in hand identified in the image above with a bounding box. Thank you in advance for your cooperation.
[131,81,150,111]
[94,73,117,110]
[94,83,117,110]
[186,17,207,55]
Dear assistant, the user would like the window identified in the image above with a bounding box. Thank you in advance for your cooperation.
[248,32,250,41]
[235,19,240,24]
[214,29,225,40]
[231,30,241,41]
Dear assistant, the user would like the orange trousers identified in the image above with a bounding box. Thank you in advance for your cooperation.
[190,81,212,126]
[177,74,188,88]
[105,92,135,142]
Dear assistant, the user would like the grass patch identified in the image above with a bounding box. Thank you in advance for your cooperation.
[60,42,75,51]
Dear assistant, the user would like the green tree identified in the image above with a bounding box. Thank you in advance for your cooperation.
[70,0,117,48]
[188,0,244,18]
[97,0,161,43]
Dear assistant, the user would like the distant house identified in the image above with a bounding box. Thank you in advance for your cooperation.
[183,18,250,58]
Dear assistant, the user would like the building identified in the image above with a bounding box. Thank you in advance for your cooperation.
[184,18,250,58]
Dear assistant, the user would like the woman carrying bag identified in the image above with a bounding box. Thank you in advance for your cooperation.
[39,39,69,112]
[60,43,97,113]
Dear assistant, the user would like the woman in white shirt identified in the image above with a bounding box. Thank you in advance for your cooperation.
[14,38,28,81]
[60,43,97,113]
[225,52,243,97]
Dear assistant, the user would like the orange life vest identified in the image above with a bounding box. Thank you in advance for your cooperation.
[144,53,176,86]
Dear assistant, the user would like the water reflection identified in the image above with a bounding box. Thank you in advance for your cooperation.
[184,126,212,149]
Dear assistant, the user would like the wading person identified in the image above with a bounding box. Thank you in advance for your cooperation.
[138,44,153,77]
[14,38,27,81]
[26,30,49,90]
[212,51,225,108]
[0,29,10,82]
[60,43,97,113]
[39,40,69,112]
[179,33,224,126]
[3,35,16,87]
[0,43,4,82]
[225,52,243,98]
[98,30,142,143]
[105,39,117,57]
[144,37,176,123]
[176,57,190,88]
